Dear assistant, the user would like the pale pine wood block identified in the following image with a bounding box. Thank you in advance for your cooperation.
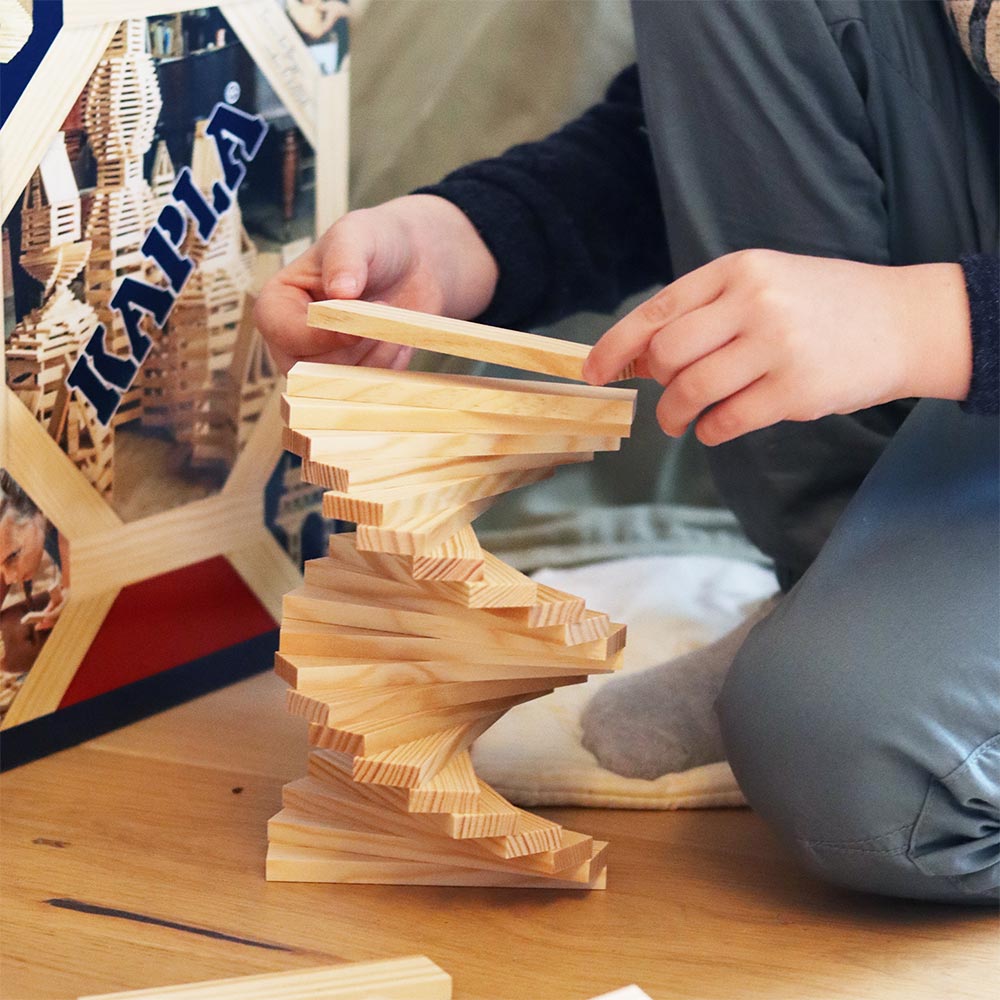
[314,749,481,814]
[282,766,562,858]
[282,585,624,661]
[321,466,552,526]
[306,299,636,383]
[265,842,606,889]
[287,674,585,717]
[407,524,485,581]
[274,653,588,692]
[77,955,451,1000]
[267,810,595,884]
[488,582,588,626]
[286,360,637,422]
[525,610,618,647]
[352,716,504,788]
[286,426,623,463]
[282,393,632,437]
[278,618,626,672]
[295,690,542,756]
[433,551,538,608]
[302,450,592,493]
[289,767,520,842]
[354,496,499,556]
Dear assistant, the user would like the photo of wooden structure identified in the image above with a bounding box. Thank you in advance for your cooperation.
[0,0,348,741]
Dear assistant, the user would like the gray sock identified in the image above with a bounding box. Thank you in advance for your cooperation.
[579,596,779,780]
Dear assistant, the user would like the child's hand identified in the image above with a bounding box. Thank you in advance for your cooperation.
[254,194,499,373]
[584,250,972,445]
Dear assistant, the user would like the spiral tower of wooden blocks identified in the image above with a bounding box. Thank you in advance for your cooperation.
[266,300,637,889]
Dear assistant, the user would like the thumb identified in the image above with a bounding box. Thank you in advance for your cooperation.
[320,213,376,299]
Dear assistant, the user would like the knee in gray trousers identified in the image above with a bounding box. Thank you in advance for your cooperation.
[715,401,999,905]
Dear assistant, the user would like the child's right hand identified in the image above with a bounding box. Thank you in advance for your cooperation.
[254,194,499,373]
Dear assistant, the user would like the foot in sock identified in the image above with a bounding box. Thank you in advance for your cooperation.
[579,596,779,779]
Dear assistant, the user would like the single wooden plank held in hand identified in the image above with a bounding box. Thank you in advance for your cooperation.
[306,299,637,382]
[286,361,637,423]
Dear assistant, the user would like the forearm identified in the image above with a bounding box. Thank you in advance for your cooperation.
[416,65,670,330]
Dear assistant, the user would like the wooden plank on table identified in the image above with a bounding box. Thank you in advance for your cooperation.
[285,426,622,463]
[321,466,552,525]
[306,300,636,383]
[286,361,638,423]
[283,394,631,437]
[77,954,451,999]
[300,450,593,493]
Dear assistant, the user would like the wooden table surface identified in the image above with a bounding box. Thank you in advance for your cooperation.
[2,672,996,1000]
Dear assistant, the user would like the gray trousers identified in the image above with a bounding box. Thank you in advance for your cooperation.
[631,1,999,902]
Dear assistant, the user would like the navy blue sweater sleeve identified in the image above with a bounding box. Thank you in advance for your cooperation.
[959,254,999,415]
[415,65,670,330]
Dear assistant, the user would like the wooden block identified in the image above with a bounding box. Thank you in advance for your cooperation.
[275,653,588,692]
[288,764,564,856]
[407,525,484,581]
[266,841,606,889]
[291,689,543,756]
[321,466,552,526]
[288,674,585,718]
[269,808,596,883]
[306,299,636,382]
[433,551,538,608]
[354,496,499,556]
[282,586,624,660]
[278,619,625,673]
[283,394,631,437]
[77,955,452,999]
[488,582,587,626]
[286,360,638,423]
[352,717,505,788]
[286,426,622,463]
[301,450,593,493]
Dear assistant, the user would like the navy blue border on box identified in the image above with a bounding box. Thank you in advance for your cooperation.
[0,628,278,772]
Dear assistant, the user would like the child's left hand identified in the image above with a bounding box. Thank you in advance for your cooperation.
[584,249,972,445]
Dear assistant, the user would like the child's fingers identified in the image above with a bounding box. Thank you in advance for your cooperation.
[636,294,742,386]
[584,257,731,385]
[693,374,786,446]
[654,337,769,437]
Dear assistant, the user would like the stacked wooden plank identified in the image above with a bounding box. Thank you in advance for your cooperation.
[269,324,636,889]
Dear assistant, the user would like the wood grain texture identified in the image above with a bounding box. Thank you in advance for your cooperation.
[2,675,993,1000]
[301,450,593,493]
[77,955,451,999]
[286,361,637,423]
[283,394,631,437]
[286,426,622,463]
[306,300,636,382]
